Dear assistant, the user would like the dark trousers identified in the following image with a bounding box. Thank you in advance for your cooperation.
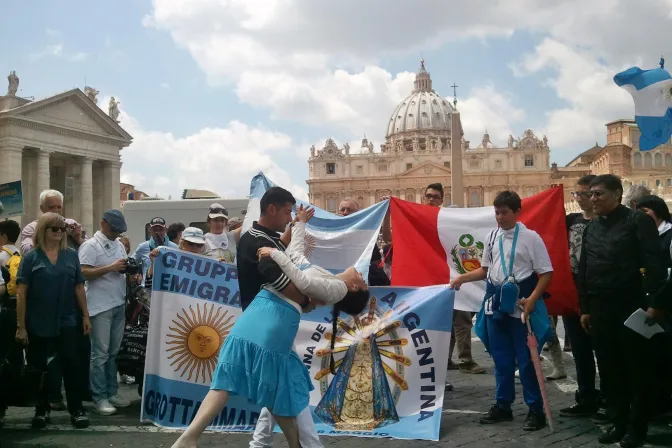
[47,326,91,403]
[652,331,672,413]
[564,314,598,403]
[0,305,22,411]
[27,327,85,415]
[590,297,654,434]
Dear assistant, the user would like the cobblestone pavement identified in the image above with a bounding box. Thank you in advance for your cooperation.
[2,329,671,448]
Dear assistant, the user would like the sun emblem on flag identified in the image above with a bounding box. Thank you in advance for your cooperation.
[313,297,409,431]
[662,80,672,102]
[165,303,234,384]
[450,233,484,275]
[304,232,317,258]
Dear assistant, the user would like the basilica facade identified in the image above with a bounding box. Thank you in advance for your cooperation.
[306,61,553,211]
[307,61,672,212]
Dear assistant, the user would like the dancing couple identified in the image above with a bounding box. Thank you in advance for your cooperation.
[172,187,370,448]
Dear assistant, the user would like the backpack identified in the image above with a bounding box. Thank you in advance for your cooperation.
[1,247,20,297]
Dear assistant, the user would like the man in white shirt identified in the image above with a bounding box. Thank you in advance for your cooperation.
[79,209,135,416]
[19,189,82,255]
[450,191,553,432]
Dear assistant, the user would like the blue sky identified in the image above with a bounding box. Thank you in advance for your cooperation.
[3,0,669,199]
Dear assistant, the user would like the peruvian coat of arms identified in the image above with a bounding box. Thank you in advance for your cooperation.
[450,234,484,274]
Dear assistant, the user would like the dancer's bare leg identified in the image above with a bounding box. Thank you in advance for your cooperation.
[274,415,301,448]
[172,390,229,448]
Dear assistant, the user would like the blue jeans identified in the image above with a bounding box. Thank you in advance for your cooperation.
[486,314,543,412]
[90,305,125,402]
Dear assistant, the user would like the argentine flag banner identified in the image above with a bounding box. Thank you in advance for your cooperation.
[142,248,454,441]
[242,171,389,280]
[614,66,672,150]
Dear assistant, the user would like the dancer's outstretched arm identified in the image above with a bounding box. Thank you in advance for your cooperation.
[263,248,347,305]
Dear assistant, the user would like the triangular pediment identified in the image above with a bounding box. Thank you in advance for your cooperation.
[0,89,132,142]
[400,161,451,176]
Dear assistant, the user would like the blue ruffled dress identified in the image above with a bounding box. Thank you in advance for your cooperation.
[210,288,314,417]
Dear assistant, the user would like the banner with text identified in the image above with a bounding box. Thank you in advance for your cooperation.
[142,248,454,441]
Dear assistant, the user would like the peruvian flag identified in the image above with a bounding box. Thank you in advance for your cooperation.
[390,186,577,316]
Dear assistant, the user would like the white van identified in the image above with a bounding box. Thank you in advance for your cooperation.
[121,198,249,252]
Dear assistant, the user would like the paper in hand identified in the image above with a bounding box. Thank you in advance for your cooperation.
[624,308,665,339]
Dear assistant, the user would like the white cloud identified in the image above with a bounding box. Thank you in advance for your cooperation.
[458,84,525,146]
[29,44,88,63]
[45,28,61,37]
[512,38,634,161]
[69,52,88,62]
[99,97,307,201]
[29,44,63,62]
[144,0,672,166]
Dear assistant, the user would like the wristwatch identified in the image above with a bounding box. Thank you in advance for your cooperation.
[300,295,310,309]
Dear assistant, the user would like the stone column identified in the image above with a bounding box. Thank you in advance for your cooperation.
[103,160,122,211]
[0,144,23,185]
[93,162,104,226]
[79,158,94,235]
[0,144,23,225]
[450,112,464,207]
[35,149,52,217]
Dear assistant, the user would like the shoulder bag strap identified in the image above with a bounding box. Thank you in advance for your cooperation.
[499,223,520,279]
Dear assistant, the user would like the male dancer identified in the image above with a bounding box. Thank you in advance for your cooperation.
[236,187,323,448]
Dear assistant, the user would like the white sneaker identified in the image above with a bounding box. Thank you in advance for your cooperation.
[94,399,117,416]
[109,395,131,408]
[545,368,567,381]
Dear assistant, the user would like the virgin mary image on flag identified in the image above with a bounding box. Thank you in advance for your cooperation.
[313,297,403,430]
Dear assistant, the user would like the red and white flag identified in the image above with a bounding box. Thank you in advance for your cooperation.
[390,186,577,316]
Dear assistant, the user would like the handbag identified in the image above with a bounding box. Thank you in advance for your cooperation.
[496,224,520,317]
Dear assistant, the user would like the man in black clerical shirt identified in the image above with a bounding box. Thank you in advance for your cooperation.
[577,174,666,448]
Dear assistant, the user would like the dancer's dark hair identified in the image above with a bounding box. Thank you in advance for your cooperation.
[329,289,370,374]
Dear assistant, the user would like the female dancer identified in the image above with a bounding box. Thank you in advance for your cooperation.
[172,218,370,448]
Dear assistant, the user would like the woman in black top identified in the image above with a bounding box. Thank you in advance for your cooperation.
[636,195,672,269]
[636,194,672,417]
[15,213,92,429]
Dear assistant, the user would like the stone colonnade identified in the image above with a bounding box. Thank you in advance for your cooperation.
[0,143,121,233]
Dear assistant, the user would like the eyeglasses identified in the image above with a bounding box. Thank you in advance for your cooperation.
[571,191,591,199]
[209,208,227,214]
[425,194,442,200]
[48,226,67,233]
[589,190,608,198]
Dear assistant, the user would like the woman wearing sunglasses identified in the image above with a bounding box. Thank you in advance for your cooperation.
[15,212,92,429]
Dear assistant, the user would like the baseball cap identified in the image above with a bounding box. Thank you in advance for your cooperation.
[182,227,206,245]
[208,203,228,220]
[103,209,127,233]
[150,217,166,228]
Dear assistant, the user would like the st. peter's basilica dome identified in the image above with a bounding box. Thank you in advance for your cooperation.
[386,59,456,138]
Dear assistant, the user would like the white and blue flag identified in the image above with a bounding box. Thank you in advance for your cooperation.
[242,172,389,280]
[614,66,672,150]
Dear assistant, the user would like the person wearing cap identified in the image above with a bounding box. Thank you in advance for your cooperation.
[78,209,138,416]
[204,204,243,262]
[131,216,178,287]
[148,227,207,275]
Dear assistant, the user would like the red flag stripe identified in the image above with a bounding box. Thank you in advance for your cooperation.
[390,199,448,286]
[390,186,578,316]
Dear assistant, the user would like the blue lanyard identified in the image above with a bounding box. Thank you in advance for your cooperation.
[499,223,520,279]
